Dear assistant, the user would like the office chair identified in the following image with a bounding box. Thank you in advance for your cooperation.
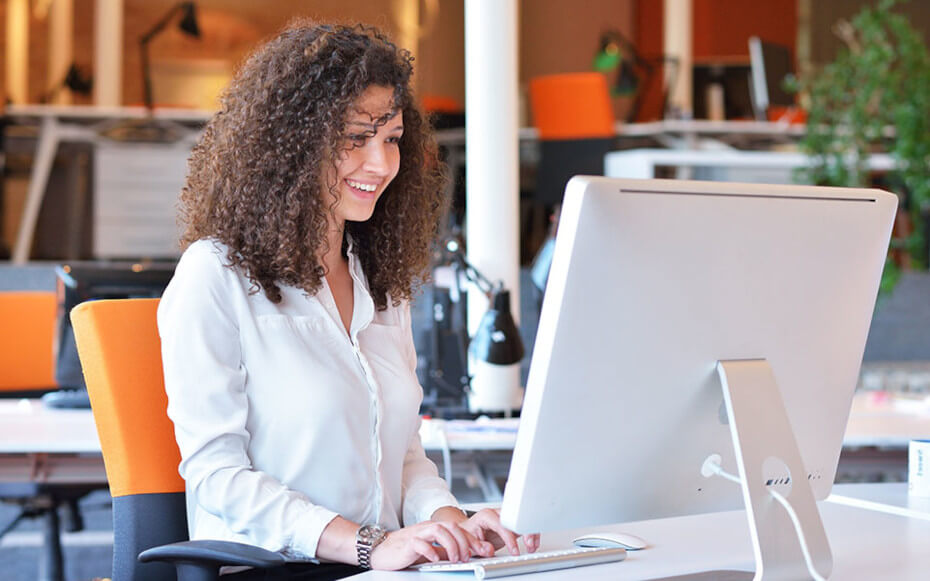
[0,291,57,394]
[0,290,96,581]
[528,72,616,206]
[526,73,615,258]
[71,298,283,581]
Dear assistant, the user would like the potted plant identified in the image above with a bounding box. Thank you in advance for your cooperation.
[795,0,930,293]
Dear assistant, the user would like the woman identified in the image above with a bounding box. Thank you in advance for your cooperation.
[157,21,537,579]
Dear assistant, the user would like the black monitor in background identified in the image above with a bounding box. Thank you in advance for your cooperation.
[749,36,795,120]
[54,262,176,390]
[692,63,755,120]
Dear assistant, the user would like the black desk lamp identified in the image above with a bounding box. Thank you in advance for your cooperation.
[140,1,201,111]
[39,63,93,104]
[593,29,654,122]
[593,29,679,122]
[445,238,525,367]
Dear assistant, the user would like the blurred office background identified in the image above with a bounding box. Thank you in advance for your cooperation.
[3,1,930,579]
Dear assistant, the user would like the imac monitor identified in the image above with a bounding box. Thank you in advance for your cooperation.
[500,177,896,577]
[748,37,795,120]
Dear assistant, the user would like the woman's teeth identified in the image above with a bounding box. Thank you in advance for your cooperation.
[346,179,377,192]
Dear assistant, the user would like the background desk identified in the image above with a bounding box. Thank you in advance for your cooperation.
[830,482,930,521]
[604,148,895,183]
[419,418,518,502]
[0,399,106,581]
[347,491,930,580]
[4,104,208,262]
[0,399,103,485]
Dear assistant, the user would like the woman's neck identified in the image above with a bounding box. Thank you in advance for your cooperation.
[321,221,347,271]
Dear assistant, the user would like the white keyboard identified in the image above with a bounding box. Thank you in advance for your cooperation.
[412,546,627,579]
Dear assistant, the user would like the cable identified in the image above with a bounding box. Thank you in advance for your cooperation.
[701,455,827,581]
[768,488,826,581]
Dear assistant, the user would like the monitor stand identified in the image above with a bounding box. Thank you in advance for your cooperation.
[715,359,833,580]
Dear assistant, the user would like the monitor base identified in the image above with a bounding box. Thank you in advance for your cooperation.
[716,359,833,580]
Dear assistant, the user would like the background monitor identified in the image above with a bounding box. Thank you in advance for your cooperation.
[692,63,755,120]
[55,262,175,389]
[749,36,796,120]
[500,177,895,571]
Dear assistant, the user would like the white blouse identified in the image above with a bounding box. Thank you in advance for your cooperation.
[157,239,458,560]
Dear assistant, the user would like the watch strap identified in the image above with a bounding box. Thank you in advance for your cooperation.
[356,524,387,569]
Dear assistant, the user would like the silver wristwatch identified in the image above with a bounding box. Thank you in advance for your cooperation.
[356,524,387,569]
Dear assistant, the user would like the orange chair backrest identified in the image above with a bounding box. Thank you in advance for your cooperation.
[0,291,57,391]
[529,72,615,140]
[70,298,184,497]
[421,94,465,114]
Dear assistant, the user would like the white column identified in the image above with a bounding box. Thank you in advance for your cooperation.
[94,0,123,106]
[465,0,523,412]
[49,0,74,104]
[5,0,29,104]
[664,0,693,118]
[393,0,419,64]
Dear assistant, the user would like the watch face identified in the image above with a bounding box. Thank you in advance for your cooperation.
[359,524,386,543]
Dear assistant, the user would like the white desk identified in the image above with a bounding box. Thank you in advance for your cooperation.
[434,120,805,147]
[0,398,104,484]
[417,392,930,501]
[830,482,930,521]
[604,148,896,182]
[348,495,930,580]
[2,391,925,491]
[0,398,106,581]
[844,391,930,448]
[419,418,518,501]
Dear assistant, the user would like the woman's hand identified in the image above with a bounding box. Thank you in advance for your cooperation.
[458,508,541,556]
[369,519,493,571]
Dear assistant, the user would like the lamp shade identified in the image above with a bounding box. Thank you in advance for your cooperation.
[178,3,201,38]
[469,290,525,365]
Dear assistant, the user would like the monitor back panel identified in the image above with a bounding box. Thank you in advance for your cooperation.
[501,177,896,534]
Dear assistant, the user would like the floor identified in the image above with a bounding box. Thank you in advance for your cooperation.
[0,489,113,581]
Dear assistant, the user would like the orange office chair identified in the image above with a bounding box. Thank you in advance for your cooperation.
[0,291,57,394]
[71,298,283,581]
[525,73,616,262]
[529,72,615,141]
[0,290,93,581]
[528,72,616,208]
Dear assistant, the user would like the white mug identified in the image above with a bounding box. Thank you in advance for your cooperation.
[908,439,930,497]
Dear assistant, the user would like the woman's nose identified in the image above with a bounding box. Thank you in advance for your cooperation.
[363,143,391,173]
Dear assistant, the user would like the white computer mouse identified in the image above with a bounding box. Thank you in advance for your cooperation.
[572,531,648,550]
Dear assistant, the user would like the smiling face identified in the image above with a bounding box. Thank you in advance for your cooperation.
[327,85,404,226]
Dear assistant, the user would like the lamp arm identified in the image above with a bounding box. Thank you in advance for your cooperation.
[139,2,193,111]
[141,41,154,112]
[139,2,187,44]
[453,253,495,296]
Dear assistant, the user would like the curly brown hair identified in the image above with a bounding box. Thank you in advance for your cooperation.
[179,21,448,308]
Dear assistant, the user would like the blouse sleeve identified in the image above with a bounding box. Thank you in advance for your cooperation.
[397,302,460,525]
[157,242,338,559]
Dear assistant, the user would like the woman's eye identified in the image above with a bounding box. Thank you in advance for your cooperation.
[348,135,368,146]
[386,135,402,144]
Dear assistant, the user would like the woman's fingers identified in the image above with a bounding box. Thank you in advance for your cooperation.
[411,536,443,563]
[524,533,541,553]
[444,521,477,561]
[454,524,492,558]
[433,521,483,562]
[472,509,520,555]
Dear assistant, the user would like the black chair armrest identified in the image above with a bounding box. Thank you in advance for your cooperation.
[139,540,284,579]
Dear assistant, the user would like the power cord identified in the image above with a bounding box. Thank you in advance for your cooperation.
[701,455,827,581]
